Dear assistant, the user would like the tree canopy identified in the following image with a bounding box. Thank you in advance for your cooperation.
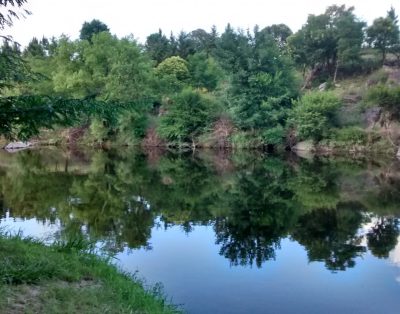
[79,19,110,42]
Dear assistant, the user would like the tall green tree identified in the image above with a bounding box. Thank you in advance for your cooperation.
[224,27,297,135]
[52,32,153,102]
[0,39,26,90]
[367,7,400,64]
[187,52,222,91]
[145,29,172,64]
[79,19,110,42]
[288,5,364,83]
[259,24,292,50]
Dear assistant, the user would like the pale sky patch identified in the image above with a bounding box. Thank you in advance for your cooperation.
[4,0,400,46]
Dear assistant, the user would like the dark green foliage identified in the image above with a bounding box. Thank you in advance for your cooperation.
[0,0,29,32]
[0,39,30,89]
[367,8,400,63]
[259,24,292,49]
[291,91,342,141]
[79,19,110,42]
[189,28,217,56]
[175,31,196,59]
[367,218,400,258]
[23,37,45,57]
[0,96,129,140]
[145,29,173,64]
[187,52,223,91]
[292,206,366,271]
[288,5,365,80]
[213,24,297,135]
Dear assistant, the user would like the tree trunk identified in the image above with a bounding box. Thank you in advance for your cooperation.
[333,60,339,84]
[382,49,386,66]
[302,65,320,90]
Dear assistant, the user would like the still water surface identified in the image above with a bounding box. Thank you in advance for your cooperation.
[1,148,400,313]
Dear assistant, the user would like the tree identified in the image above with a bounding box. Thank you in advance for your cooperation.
[145,29,172,64]
[288,5,364,84]
[23,37,45,57]
[0,0,30,92]
[367,7,400,64]
[189,28,216,56]
[176,31,196,59]
[0,0,29,34]
[155,56,190,93]
[227,28,297,132]
[52,32,153,102]
[259,24,292,50]
[79,19,110,42]
[292,206,366,272]
[187,52,222,91]
[367,217,399,258]
[0,39,30,91]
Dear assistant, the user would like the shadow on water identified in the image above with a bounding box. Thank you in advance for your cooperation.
[0,147,400,271]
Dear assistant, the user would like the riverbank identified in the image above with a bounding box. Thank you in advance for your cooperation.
[0,234,179,314]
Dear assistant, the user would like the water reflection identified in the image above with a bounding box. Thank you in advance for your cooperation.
[0,148,400,272]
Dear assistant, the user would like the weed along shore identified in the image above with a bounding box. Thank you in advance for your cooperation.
[0,235,179,314]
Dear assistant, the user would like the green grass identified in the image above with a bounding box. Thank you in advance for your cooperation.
[0,234,180,313]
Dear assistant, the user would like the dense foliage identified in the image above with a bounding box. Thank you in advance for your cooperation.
[1,3,400,148]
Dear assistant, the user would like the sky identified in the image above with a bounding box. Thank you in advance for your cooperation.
[5,0,400,46]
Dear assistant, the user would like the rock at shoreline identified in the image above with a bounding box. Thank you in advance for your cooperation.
[4,141,34,152]
[397,147,400,159]
[292,141,315,152]
[318,82,327,91]
[364,107,382,127]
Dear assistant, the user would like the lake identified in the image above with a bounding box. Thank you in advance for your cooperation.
[1,147,400,314]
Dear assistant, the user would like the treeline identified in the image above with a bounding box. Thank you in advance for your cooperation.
[1,4,400,149]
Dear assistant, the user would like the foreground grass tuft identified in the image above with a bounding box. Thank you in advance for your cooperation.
[0,235,180,313]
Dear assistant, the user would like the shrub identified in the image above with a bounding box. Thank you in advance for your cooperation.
[262,125,285,146]
[366,85,400,116]
[290,91,342,141]
[157,88,216,144]
[366,69,389,86]
[333,127,367,145]
[229,131,263,148]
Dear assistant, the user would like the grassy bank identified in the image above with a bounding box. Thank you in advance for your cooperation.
[0,235,179,314]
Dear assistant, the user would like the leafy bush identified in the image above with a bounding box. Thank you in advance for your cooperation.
[366,69,389,86]
[157,88,216,143]
[366,85,400,116]
[290,91,342,141]
[262,125,285,145]
[333,127,367,144]
[229,131,263,148]
[155,56,190,81]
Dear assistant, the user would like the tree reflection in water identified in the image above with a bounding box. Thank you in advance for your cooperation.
[0,148,400,271]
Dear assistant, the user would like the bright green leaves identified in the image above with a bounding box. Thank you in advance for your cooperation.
[158,88,216,143]
[290,91,342,141]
